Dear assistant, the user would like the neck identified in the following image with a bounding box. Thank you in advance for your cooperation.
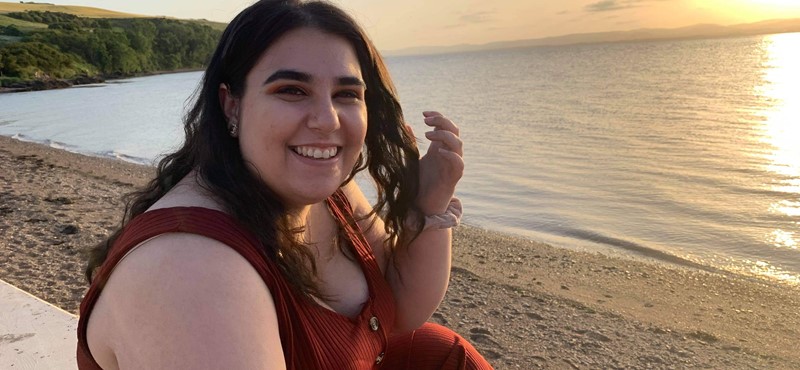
[287,204,314,230]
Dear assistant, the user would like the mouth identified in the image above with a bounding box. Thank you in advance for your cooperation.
[290,145,340,160]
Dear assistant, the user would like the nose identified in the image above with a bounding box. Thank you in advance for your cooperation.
[308,97,340,133]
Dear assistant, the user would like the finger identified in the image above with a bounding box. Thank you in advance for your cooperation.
[422,111,444,118]
[437,148,465,178]
[425,130,463,156]
[423,115,459,136]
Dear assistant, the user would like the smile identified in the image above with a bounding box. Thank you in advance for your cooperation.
[291,146,340,159]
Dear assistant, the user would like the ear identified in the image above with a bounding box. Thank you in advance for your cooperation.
[218,83,239,122]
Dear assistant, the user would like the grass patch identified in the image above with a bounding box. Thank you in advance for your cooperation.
[185,18,227,31]
[0,5,227,30]
[0,3,144,18]
[0,14,47,30]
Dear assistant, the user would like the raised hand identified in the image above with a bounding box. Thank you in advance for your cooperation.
[414,111,464,216]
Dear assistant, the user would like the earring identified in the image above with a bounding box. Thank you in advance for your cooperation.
[228,119,239,137]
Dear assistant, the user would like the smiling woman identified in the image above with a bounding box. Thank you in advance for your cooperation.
[218,28,369,209]
[74,0,492,369]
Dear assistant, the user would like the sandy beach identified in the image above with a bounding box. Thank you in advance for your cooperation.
[1,134,798,369]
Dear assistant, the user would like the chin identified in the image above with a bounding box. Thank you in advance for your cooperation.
[283,186,340,208]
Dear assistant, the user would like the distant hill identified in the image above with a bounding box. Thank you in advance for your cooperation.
[0,13,46,29]
[385,18,800,56]
[0,6,225,91]
[0,1,145,18]
[0,1,227,30]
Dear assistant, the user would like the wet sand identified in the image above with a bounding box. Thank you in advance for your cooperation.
[1,134,798,369]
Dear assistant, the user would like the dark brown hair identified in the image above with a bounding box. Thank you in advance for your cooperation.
[86,0,422,298]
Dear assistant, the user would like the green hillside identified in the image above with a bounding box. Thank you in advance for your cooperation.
[0,2,227,29]
[0,2,146,18]
[0,13,47,30]
[0,7,225,90]
[190,18,227,31]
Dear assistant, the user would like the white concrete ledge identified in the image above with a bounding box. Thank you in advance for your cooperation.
[0,279,77,370]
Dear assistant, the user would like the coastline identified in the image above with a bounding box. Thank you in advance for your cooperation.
[0,68,204,94]
[1,134,798,369]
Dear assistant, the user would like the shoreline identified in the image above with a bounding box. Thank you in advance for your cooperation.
[0,68,204,94]
[7,135,795,289]
[1,134,799,369]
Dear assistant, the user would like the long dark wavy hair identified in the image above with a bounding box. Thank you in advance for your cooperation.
[86,0,422,298]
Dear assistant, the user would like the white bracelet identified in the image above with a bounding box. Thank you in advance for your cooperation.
[422,197,463,231]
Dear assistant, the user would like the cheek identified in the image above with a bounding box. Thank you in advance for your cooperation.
[238,139,258,163]
[349,109,369,141]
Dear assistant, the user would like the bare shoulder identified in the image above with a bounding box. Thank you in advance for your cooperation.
[88,233,285,369]
[148,172,226,212]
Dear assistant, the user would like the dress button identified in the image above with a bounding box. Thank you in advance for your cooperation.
[369,316,379,331]
[375,352,385,364]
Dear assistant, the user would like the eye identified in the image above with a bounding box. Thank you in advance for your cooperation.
[276,86,306,96]
[335,89,364,102]
[273,86,308,102]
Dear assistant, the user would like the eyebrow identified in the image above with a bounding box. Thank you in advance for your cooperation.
[337,76,366,88]
[264,69,365,87]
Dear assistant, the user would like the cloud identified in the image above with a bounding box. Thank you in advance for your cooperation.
[445,10,496,29]
[459,10,495,24]
[586,0,628,12]
[584,0,667,13]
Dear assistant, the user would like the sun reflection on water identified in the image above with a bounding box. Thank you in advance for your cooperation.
[750,33,800,281]
[756,33,800,181]
[768,229,797,250]
[756,35,800,202]
[746,259,799,285]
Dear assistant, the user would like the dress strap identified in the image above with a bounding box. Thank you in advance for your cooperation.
[326,190,383,278]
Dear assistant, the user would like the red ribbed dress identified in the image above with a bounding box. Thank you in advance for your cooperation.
[77,191,493,369]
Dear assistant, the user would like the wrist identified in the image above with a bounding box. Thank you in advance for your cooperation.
[422,197,462,231]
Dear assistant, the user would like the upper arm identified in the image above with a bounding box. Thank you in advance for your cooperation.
[340,180,389,273]
[96,233,286,370]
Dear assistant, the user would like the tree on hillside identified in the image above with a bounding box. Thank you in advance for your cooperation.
[1,25,24,37]
[122,19,157,70]
[95,29,140,74]
[6,11,96,28]
[0,41,87,79]
[1,12,221,83]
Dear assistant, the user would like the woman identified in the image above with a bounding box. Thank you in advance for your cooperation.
[77,1,492,369]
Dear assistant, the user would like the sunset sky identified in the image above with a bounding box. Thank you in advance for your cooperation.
[31,0,800,50]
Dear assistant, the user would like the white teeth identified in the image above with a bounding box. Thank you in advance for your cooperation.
[293,146,337,159]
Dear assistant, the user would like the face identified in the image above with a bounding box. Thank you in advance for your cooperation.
[221,28,368,210]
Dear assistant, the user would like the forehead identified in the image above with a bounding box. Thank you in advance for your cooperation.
[249,27,362,80]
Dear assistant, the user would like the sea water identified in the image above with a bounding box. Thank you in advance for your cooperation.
[2,33,798,284]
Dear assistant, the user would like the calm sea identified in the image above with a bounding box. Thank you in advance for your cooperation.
[1,33,798,285]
